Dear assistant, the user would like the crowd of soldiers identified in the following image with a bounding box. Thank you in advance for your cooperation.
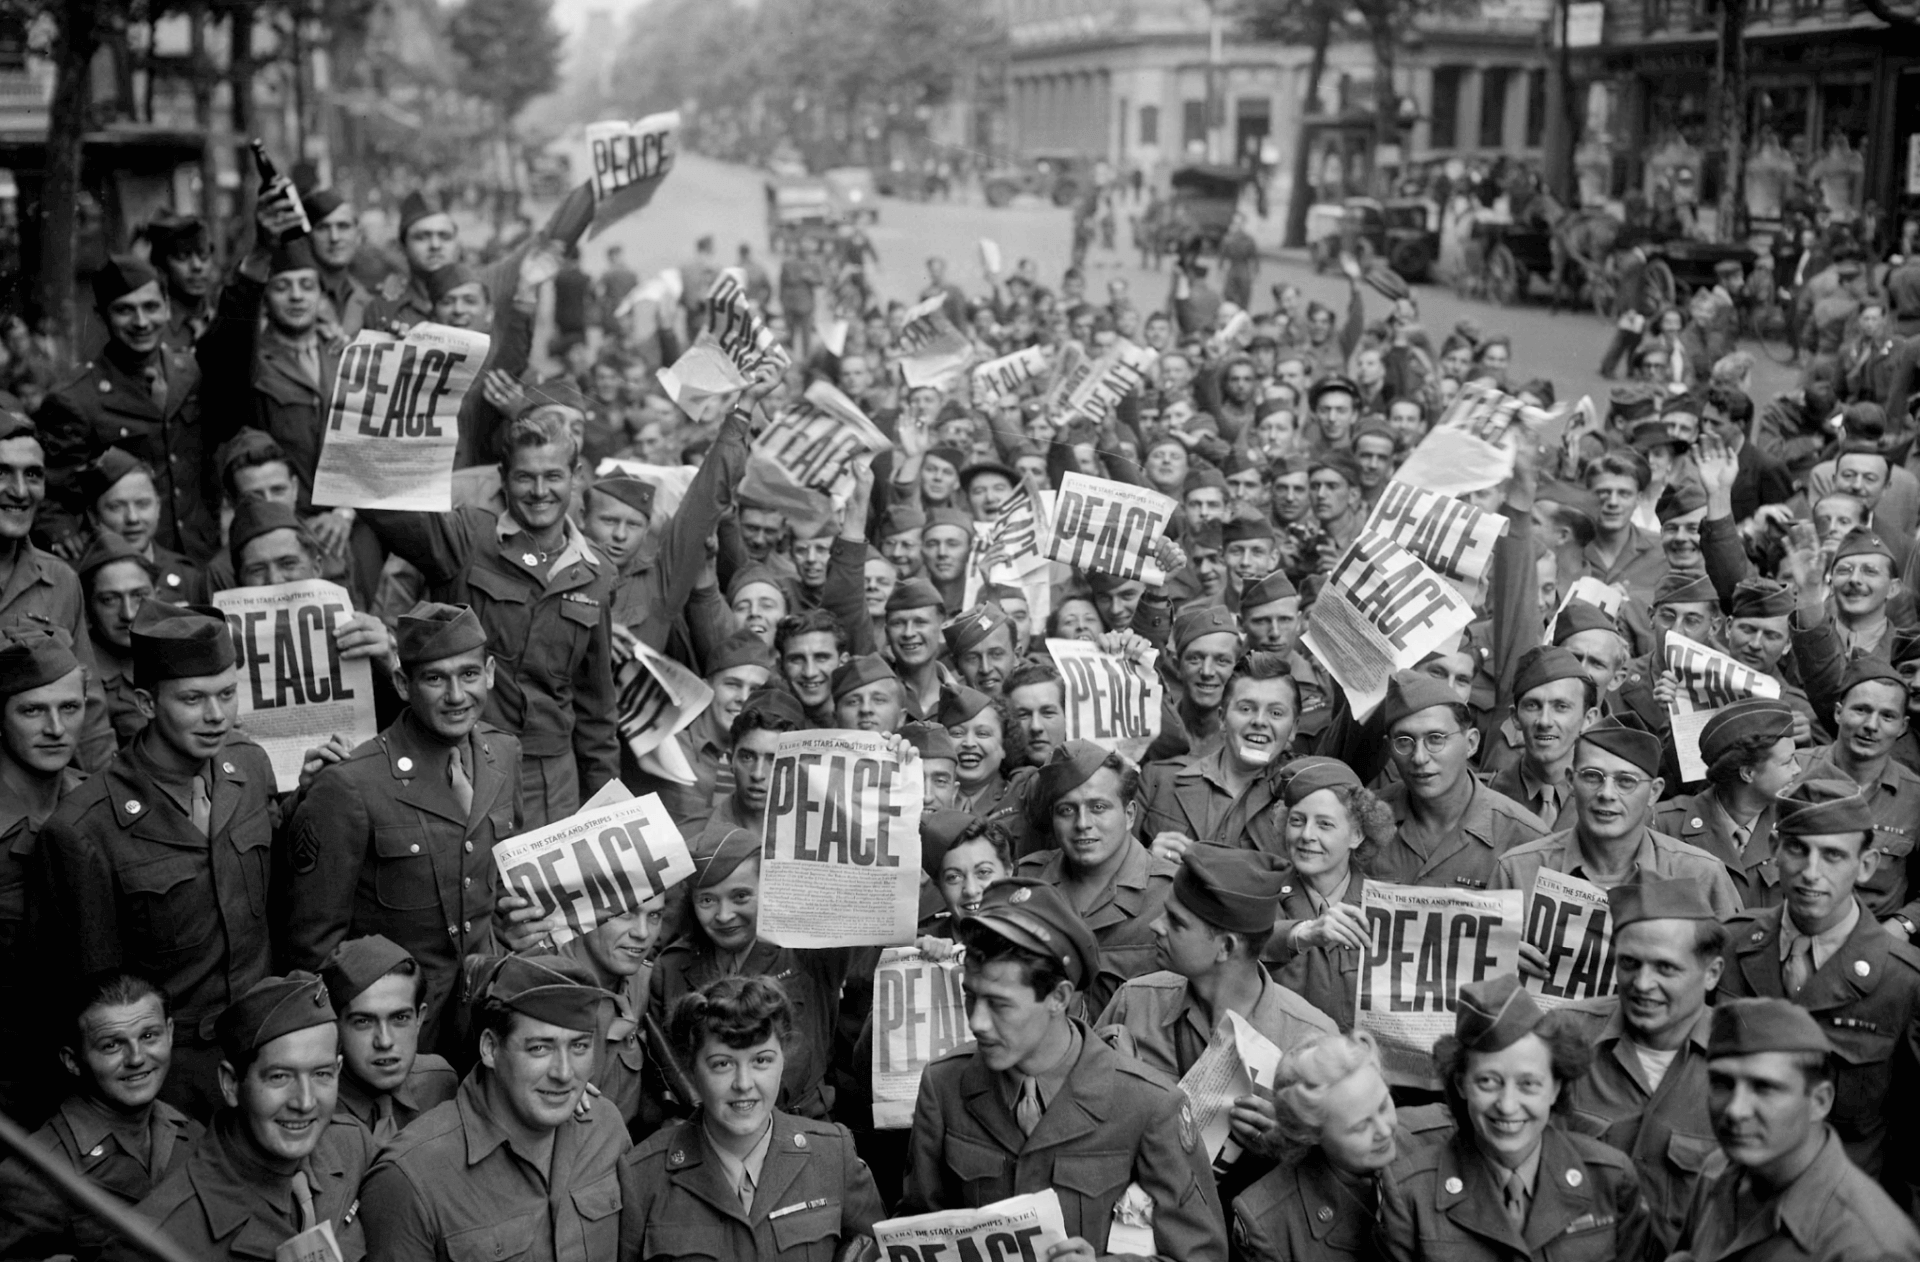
[0,162,1912,1262]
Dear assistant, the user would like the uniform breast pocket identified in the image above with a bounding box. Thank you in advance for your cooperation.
[769,1201,842,1262]
[227,807,273,915]
[372,826,441,911]
[445,1211,539,1262]
[1872,827,1914,861]
[1825,1021,1896,1125]
[1052,1148,1133,1240]
[943,1133,1009,1200]
[1664,1131,1720,1177]
[642,1224,723,1262]
[465,568,532,657]
[120,851,212,952]
[1544,1214,1623,1262]
[570,1172,622,1258]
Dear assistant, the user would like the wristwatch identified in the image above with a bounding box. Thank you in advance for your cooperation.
[1894,914,1916,936]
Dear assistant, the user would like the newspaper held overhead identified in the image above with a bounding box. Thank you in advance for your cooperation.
[492,793,696,947]
[1046,638,1162,761]
[655,342,747,421]
[312,322,487,511]
[1523,869,1616,1009]
[754,381,891,493]
[614,639,714,766]
[758,730,924,948]
[874,1191,1069,1262]
[584,110,678,238]
[1553,575,1627,621]
[1178,1010,1283,1165]
[1355,880,1524,1088]
[215,579,375,788]
[706,268,791,378]
[1300,532,1478,718]
[1664,630,1782,781]
[1047,473,1176,584]
[973,345,1048,403]
[896,295,974,390]
[871,946,975,1128]
[1364,481,1510,596]
[1058,342,1158,427]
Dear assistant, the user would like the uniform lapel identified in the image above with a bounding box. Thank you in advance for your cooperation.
[468,728,512,829]
[208,745,250,839]
[1172,759,1220,840]
[959,1050,1030,1156]
[1023,1037,1103,1154]
[1521,1127,1593,1251]
[1792,902,1886,1012]
[667,1121,749,1224]
[748,1117,808,1221]
[1435,1134,1527,1255]
[384,716,469,827]
[1730,908,1788,998]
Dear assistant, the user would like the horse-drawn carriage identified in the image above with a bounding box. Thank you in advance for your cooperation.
[1453,206,1618,309]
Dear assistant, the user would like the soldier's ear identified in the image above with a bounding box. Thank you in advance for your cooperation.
[390,667,411,702]
[217,1059,240,1110]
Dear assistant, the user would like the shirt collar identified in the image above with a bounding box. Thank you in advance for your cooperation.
[1000,1022,1081,1114]
[705,1114,775,1198]
[1781,897,1861,968]
[62,1092,155,1161]
[495,510,598,572]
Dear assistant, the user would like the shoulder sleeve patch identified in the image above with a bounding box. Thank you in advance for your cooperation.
[1178,1098,1197,1154]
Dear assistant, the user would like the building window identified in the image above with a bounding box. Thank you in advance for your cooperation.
[1140,104,1159,145]
[1182,100,1206,147]
[1525,68,1546,147]
[1431,66,1461,149]
[1644,0,1671,32]
[1480,68,1510,149]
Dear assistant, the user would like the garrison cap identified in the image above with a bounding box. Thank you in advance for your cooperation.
[396,602,488,667]
[1653,570,1718,608]
[77,447,148,507]
[1536,481,1601,524]
[1221,514,1277,544]
[1308,451,1364,491]
[924,446,966,473]
[1775,778,1873,837]
[943,603,1013,657]
[320,935,414,1007]
[398,190,446,238]
[1730,578,1796,619]
[1607,877,1716,929]
[725,564,788,608]
[303,187,346,222]
[1173,605,1240,655]
[0,625,81,698]
[1352,421,1397,448]
[1085,569,1143,595]
[739,686,806,728]
[1512,645,1589,701]
[1453,973,1546,1053]
[130,600,234,688]
[75,530,156,585]
[920,808,982,879]
[424,263,484,305]
[693,827,763,889]
[1608,388,1657,425]
[0,411,31,443]
[216,427,286,483]
[881,505,927,537]
[1183,465,1229,494]
[937,684,994,727]
[969,878,1100,990]
[1698,698,1796,765]
[1655,479,1708,522]
[1381,669,1460,729]
[485,954,608,1031]
[1829,527,1894,566]
[1278,755,1362,807]
[1838,655,1907,702]
[705,628,778,676]
[901,721,958,763]
[216,971,334,1061]
[1577,714,1662,776]
[1551,598,1619,646]
[1708,997,1833,1058]
[1184,520,1225,555]
[924,507,974,537]
[227,498,306,573]
[591,476,656,519]
[1241,570,1296,607]
[268,237,318,277]
[91,255,160,309]
[830,653,896,701]
[1173,845,1287,936]
[886,578,945,616]
[1029,739,1121,825]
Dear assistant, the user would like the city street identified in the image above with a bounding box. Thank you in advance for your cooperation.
[572,149,1804,409]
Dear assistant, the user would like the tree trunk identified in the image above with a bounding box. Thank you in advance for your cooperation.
[1542,0,1578,204]
[39,0,101,359]
[229,1,257,257]
[189,0,216,223]
[1369,16,1397,196]
[1714,0,1747,242]
[1284,6,1332,248]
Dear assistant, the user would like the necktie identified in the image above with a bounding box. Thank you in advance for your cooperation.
[1015,1076,1043,1137]
[1785,933,1815,996]
[373,1094,397,1147]
[290,1169,317,1232]
[1502,1172,1528,1229]
[449,746,474,816]
[1731,820,1751,856]
[738,1164,755,1213]
[189,774,211,837]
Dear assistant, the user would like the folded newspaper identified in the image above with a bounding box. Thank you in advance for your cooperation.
[873,1190,1067,1262]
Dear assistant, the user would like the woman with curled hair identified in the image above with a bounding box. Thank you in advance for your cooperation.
[1377,975,1650,1262]
[618,975,884,1261]
[1651,697,1798,908]
[1264,759,1395,1030]
[1231,1031,1404,1262]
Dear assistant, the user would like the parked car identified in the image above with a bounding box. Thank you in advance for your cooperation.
[824,167,880,225]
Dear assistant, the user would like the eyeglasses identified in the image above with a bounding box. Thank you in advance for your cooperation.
[1389,730,1462,757]
[1575,768,1646,794]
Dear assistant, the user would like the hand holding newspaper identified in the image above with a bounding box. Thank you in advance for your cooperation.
[1663,631,1782,780]
[1177,1010,1283,1165]
[873,1191,1068,1262]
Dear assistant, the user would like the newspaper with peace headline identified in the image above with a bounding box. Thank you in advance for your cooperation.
[1364,481,1510,599]
[1178,1010,1283,1165]
[1664,630,1782,781]
[1047,473,1175,584]
[872,946,974,1128]
[896,294,974,389]
[214,580,375,788]
[1300,531,1478,719]
[1057,342,1158,426]
[973,345,1048,403]
[312,322,488,511]
[875,1191,1069,1262]
[1523,869,1616,1009]
[1046,638,1162,761]
[614,639,713,776]
[758,730,924,948]
[754,381,890,493]
[492,791,695,946]
[584,110,677,238]
[1355,881,1524,1087]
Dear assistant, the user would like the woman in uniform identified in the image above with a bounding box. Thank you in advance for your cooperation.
[1377,975,1651,1262]
[942,686,1038,855]
[619,975,884,1261]
[1265,759,1388,1031]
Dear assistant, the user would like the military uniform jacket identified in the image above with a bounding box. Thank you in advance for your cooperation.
[0,1092,200,1260]
[333,1055,460,1148]
[1231,1130,1425,1262]
[1137,746,1248,848]
[38,733,278,1040]
[0,763,83,1105]
[1716,899,1920,1180]
[1792,746,1920,926]
[282,712,521,1049]
[1016,842,1179,1016]
[38,343,216,560]
[1094,966,1338,1080]
[1559,1000,1716,1251]
[1653,788,1784,910]
[1265,862,1366,1031]
[616,1111,884,1262]
[1672,1124,1920,1262]
[1492,825,1743,919]
[118,1112,372,1262]
[1375,1123,1651,1262]
[362,507,619,798]
[357,1076,629,1262]
[0,543,116,770]
[899,1020,1228,1262]
[1373,779,1548,893]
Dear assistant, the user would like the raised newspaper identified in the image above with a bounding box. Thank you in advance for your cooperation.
[1523,869,1615,1009]
[1047,473,1174,583]
[1664,630,1782,780]
[1364,481,1509,595]
[973,346,1048,401]
[872,946,974,1128]
[492,793,695,946]
[1046,638,1162,761]
[1058,342,1157,426]
[1178,1010,1282,1164]
[1355,880,1524,1087]
[614,639,713,764]
[215,579,375,786]
[584,110,678,237]
[754,381,890,492]
[896,295,973,389]
[706,268,791,378]
[758,730,923,948]
[874,1191,1068,1262]
[1300,532,1477,718]
[312,322,487,511]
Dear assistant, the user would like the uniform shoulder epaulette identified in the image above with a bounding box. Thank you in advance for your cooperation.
[1566,1128,1637,1172]
[927,1041,979,1068]
[375,1097,464,1163]
[1111,1050,1180,1092]
[1387,1133,1448,1176]
[52,361,96,393]
[1883,936,1920,973]
[627,1119,686,1165]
